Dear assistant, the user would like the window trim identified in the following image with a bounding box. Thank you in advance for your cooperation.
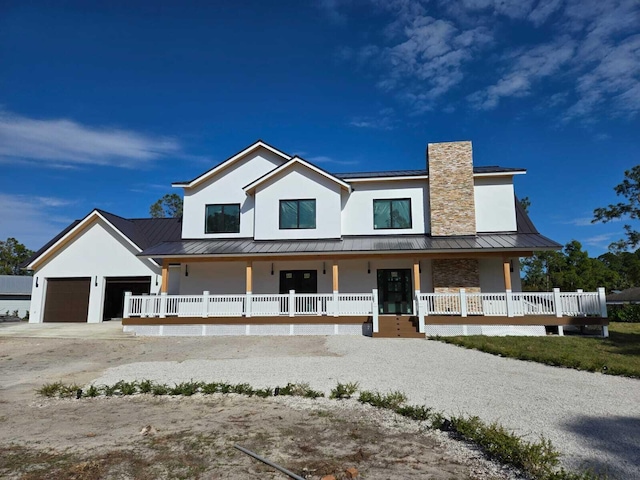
[204,203,241,234]
[279,199,317,230]
[373,198,413,230]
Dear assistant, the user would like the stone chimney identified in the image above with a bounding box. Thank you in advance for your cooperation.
[427,141,476,236]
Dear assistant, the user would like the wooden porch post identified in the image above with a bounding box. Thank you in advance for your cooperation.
[245,261,253,293]
[161,260,169,293]
[503,257,512,291]
[413,259,421,292]
[413,258,424,333]
[332,260,339,317]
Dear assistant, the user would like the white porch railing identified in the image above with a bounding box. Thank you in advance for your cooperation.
[123,288,607,337]
[417,287,607,319]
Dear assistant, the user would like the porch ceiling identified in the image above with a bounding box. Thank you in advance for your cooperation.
[137,232,561,259]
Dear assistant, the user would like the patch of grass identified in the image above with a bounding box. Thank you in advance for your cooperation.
[36,381,64,397]
[201,382,219,394]
[435,322,640,378]
[84,385,100,398]
[138,379,153,394]
[329,381,359,399]
[254,387,273,398]
[394,404,434,422]
[151,383,169,396]
[231,383,254,395]
[115,380,138,396]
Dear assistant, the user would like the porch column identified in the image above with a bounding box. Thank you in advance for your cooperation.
[161,260,169,293]
[245,262,252,317]
[332,260,339,317]
[413,259,424,333]
[503,257,512,291]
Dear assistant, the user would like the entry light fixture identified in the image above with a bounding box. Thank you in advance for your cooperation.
[94,276,98,287]
[322,262,326,275]
[419,260,422,273]
[35,277,38,288]
[155,275,159,286]
[271,263,274,275]
[185,264,189,277]
[367,261,371,274]
[510,260,514,273]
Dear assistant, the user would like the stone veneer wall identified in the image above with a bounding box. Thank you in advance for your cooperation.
[432,258,480,293]
[427,141,476,236]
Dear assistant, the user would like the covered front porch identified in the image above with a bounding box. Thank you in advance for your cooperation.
[122,255,609,337]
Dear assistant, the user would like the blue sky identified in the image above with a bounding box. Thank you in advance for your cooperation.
[1,0,638,256]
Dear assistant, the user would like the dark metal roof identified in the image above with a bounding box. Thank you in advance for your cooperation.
[335,166,525,179]
[138,232,560,258]
[606,287,640,304]
[0,275,33,295]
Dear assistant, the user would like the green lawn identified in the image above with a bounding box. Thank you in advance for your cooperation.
[435,322,640,378]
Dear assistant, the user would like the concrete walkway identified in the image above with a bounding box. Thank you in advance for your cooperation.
[0,320,133,339]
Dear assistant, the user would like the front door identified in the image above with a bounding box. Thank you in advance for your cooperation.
[279,270,318,294]
[377,269,413,314]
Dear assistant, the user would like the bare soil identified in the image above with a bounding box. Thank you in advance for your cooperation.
[0,336,516,479]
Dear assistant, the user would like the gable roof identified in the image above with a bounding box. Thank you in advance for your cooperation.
[243,156,352,194]
[172,140,291,189]
[0,275,33,295]
[24,210,182,270]
[606,287,640,304]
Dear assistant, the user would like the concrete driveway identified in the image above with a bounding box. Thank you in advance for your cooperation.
[0,320,132,339]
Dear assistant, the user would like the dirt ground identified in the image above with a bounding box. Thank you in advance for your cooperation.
[0,336,518,479]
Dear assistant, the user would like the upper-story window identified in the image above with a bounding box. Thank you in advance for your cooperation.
[373,198,412,229]
[279,199,316,229]
[205,204,240,233]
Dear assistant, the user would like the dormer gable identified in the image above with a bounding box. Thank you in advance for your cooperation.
[172,140,291,190]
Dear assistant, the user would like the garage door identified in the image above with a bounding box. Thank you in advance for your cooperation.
[43,278,91,323]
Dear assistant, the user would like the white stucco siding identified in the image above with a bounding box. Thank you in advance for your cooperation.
[474,177,517,232]
[339,258,433,293]
[254,165,343,240]
[181,149,285,239]
[29,219,160,323]
[341,180,429,235]
[179,262,246,294]
[479,257,522,292]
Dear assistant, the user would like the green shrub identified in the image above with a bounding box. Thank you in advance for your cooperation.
[395,404,434,422]
[358,390,407,410]
[138,379,153,394]
[114,380,138,396]
[84,385,100,398]
[169,381,200,396]
[329,381,359,399]
[608,304,640,322]
[254,387,273,398]
[151,383,169,396]
[231,383,254,395]
[59,383,82,398]
[201,382,220,394]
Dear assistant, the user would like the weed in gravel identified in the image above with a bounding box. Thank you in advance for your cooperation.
[218,382,233,394]
[59,383,82,398]
[395,404,434,422]
[36,382,64,397]
[254,387,273,398]
[329,381,359,399]
[231,383,254,395]
[101,384,118,397]
[115,380,138,396]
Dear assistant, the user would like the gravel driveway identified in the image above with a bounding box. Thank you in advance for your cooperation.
[93,336,640,479]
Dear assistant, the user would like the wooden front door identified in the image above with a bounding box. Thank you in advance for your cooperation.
[377,269,413,314]
[279,270,318,294]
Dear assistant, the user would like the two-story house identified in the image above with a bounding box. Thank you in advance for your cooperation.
[25,140,609,337]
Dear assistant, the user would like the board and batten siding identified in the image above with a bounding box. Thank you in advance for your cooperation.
[181,149,285,239]
[341,180,429,236]
[474,177,517,232]
[29,218,160,323]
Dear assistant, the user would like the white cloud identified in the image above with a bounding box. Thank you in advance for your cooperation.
[349,107,397,130]
[0,194,76,250]
[0,110,181,169]
[332,0,640,121]
[583,233,616,247]
[305,155,360,166]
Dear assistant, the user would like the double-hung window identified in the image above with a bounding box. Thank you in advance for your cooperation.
[279,199,316,229]
[373,198,412,229]
[205,204,240,233]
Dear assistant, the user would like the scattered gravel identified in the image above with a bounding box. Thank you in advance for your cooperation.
[93,336,640,479]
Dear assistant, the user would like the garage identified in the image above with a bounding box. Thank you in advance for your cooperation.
[43,278,91,323]
[103,276,151,320]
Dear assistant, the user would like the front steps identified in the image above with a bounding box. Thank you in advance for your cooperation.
[373,315,424,338]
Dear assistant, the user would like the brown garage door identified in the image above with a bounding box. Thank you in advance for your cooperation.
[43,278,91,323]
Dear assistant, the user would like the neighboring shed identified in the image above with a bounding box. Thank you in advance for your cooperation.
[606,287,640,305]
[0,275,33,318]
